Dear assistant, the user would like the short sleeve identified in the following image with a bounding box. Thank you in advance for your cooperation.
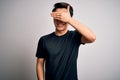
[73,30,84,45]
[36,37,46,58]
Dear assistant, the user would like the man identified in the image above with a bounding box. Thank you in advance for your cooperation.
[36,2,96,80]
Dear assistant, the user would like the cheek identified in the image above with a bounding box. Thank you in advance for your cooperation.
[53,19,57,23]
[53,20,58,27]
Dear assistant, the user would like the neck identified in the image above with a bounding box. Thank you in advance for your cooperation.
[55,29,68,36]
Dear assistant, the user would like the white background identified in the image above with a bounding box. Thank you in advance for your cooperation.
[0,0,120,80]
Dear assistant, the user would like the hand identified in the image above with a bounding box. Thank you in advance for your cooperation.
[51,6,72,23]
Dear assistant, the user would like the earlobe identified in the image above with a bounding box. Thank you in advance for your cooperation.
[51,13,53,17]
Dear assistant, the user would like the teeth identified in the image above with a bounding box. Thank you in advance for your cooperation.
[58,23,65,25]
[60,23,64,25]
[56,20,66,25]
[58,24,63,26]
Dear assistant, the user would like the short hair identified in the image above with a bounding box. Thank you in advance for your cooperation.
[52,2,73,17]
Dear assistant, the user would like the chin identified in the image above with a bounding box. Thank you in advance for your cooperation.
[55,24,68,31]
[54,19,68,31]
[56,27,66,31]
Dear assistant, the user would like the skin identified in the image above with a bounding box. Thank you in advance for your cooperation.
[36,58,44,80]
[36,6,96,80]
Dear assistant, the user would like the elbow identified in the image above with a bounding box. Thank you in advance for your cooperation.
[90,35,96,43]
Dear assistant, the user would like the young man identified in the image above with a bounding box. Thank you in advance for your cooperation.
[36,2,96,80]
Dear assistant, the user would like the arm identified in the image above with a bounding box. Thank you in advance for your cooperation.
[68,18,96,43]
[36,58,45,80]
[51,6,96,43]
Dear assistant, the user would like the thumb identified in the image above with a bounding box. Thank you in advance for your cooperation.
[67,5,70,12]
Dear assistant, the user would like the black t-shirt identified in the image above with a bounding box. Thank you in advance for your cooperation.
[36,30,82,80]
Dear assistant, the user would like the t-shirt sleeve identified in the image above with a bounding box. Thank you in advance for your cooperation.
[36,37,46,58]
[74,30,85,45]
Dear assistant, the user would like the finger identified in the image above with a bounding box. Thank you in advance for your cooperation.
[52,16,61,20]
[51,12,56,17]
[51,12,61,17]
[67,5,70,12]
[51,13,61,20]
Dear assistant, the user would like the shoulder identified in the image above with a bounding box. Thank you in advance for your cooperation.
[69,30,82,36]
[39,32,54,41]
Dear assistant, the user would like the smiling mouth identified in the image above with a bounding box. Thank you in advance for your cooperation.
[56,20,66,27]
[57,23,66,27]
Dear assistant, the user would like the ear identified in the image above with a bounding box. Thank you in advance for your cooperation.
[50,13,53,17]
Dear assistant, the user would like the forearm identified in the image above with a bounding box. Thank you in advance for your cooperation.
[69,18,96,42]
[36,59,44,80]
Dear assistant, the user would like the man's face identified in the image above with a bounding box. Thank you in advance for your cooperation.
[53,8,68,31]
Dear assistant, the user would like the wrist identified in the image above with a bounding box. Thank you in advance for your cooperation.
[68,18,80,29]
[68,17,73,24]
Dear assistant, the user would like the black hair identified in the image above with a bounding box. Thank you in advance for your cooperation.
[52,2,73,17]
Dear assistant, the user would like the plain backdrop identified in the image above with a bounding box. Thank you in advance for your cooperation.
[0,0,120,80]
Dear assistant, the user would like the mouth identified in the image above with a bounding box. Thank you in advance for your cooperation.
[56,20,66,27]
